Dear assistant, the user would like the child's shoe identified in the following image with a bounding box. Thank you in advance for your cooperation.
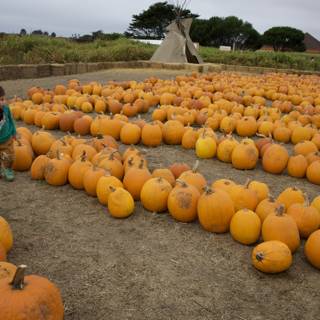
[2,168,14,181]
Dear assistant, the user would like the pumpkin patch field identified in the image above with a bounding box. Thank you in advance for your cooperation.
[1,68,320,320]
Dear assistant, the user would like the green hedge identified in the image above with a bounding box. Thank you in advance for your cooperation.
[0,35,319,71]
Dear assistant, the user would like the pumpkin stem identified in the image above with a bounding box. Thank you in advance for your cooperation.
[16,139,22,147]
[11,265,27,290]
[192,160,199,173]
[204,186,213,194]
[244,178,251,188]
[80,151,87,162]
[275,204,286,216]
[139,159,145,169]
[255,252,264,262]
[175,179,187,188]
[109,185,116,192]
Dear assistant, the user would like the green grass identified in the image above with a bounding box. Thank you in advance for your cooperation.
[0,35,319,71]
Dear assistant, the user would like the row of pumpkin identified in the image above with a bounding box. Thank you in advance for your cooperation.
[12,126,320,274]
[12,123,320,185]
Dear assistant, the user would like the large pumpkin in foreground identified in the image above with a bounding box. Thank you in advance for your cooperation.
[0,265,64,320]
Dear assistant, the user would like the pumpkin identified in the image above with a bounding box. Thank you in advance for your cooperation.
[91,135,118,151]
[294,140,318,157]
[262,144,289,174]
[141,122,163,147]
[229,181,259,211]
[167,180,200,222]
[96,174,123,205]
[211,179,236,194]
[304,230,320,269]
[236,116,257,137]
[231,140,258,170]
[195,134,217,159]
[272,126,291,143]
[0,265,64,320]
[277,187,305,210]
[107,187,135,218]
[306,160,320,185]
[120,123,141,145]
[252,241,292,273]
[16,127,32,142]
[287,202,320,238]
[83,166,106,197]
[44,153,71,186]
[73,117,91,136]
[122,146,140,161]
[0,217,13,253]
[152,168,175,187]
[287,155,308,178]
[123,160,151,200]
[72,143,97,161]
[217,136,239,163]
[163,120,185,145]
[248,180,269,203]
[49,139,73,158]
[0,244,6,261]
[30,155,50,180]
[99,117,123,140]
[68,153,92,189]
[182,128,198,149]
[59,112,79,132]
[291,126,313,144]
[0,262,16,280]
[31,131,55,155]
[262,205,300,253]
[12,139,33,171]
[230,209,261,245]
[198,187,235,233]
[178,161,207,194]
[140,177,172,213]
[255,197,282,222]
[311,196,320,214]
[99,153,124,180]
[169,163,191,179]
[306,152,320,165]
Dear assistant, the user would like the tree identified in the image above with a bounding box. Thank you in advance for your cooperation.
[19,28,27,36]
[190,16,261,50]
[51,32,56,38]
[31,30,43,35]
[126,1,198,39]
[263,27,305,52]
[43,31,49,36]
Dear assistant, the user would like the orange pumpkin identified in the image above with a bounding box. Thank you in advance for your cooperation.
[169,163,191,179]
[31,131,55,155]
[262,205,300,253]
[287,155,308,178]
[252,241,292,273]
[198,187,235,233]
[229,181,259,212]
[0,265,64,320]
[262,144,289,174]
[68,153,92,189]
[287,203,320,238]
[163,120,185,145]
[277,187,305,210]
[44,154,71,186]
[120,123,141,145]
[141,122,163,147]
[306,160,320,185]
[231,140,259,170]
[99,153,124,180]
[255,197,282,222]
[96,174,123,205]
[107,187,135,218]
[217,136,239,163]
[230,209,261,245]
[123,161,152,200]
[167,180,200,222]
[304,230,320,269]
[152,168,176,187]
[30,155,51,180]
[0,244,6,261]
[248,180,269,203]
[83,166,106,197]
[236,116,257,137]
[12,139,33,171]
[211,179,236,194]
[140,177,172,213]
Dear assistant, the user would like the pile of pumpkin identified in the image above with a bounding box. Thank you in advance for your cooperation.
[0,216,64,320]
[11,126,320,274]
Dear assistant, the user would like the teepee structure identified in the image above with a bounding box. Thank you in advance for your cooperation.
[150,1,203,64]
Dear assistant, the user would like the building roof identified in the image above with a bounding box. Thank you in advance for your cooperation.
[304,33,320,52]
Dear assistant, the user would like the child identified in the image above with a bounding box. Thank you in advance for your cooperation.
[0,86,16,181]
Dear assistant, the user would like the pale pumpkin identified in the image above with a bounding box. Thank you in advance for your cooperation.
[195,134,217,159]
[107,187,135,218]
[230,209,261,245]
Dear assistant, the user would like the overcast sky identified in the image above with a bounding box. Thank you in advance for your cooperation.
[1,0,319,39]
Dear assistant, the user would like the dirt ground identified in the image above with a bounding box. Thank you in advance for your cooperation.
[1,69,320,320]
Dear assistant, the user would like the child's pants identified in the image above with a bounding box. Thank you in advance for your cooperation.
[0,138,14,168]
